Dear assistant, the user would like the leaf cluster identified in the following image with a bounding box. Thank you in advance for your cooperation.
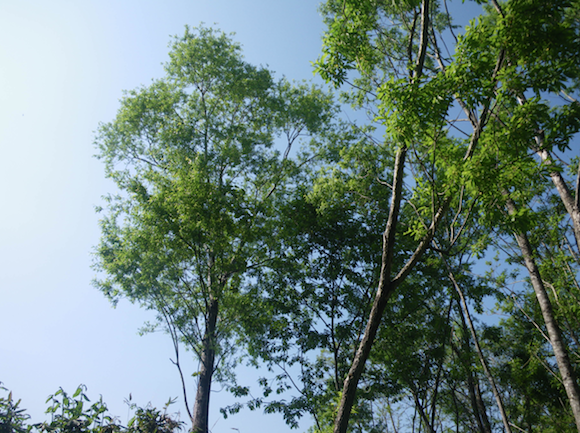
[0,385,183,433]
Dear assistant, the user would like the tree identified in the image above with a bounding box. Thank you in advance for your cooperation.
[91,3,580,432]
[455,0,580,428]
[315,0,580,431]
[316,0,479,430]
[234,123,394,431]
[93,26,336,433]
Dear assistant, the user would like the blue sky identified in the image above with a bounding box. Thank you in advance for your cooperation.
[0,1,485,432]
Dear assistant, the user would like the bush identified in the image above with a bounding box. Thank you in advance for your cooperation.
[0,383,183,433]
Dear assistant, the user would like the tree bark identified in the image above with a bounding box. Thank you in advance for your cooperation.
[514,91,580,253]
[411,388,435,433]
[332,142,450,433]
[191,296,219,433]
[333,145,407,433]
[537,148,580,251]
[506,198,580,433]
[332,1,434,428]
[473,380,492,433]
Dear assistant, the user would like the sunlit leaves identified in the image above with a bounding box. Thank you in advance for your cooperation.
[93,27,341,423]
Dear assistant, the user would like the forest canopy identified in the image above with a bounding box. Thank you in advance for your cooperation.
[92,2,580,431]
[4,1,579,433]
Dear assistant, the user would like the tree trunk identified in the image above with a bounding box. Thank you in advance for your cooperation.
[191,296,219,433]
[332,1,436,430]
[444,258,511,433]
[537,148,580,251]
[333,145,407,433]
[506,198,580,433]
[474,375,493,433]
[411,387,435,433]
[332,143,451,433]
[515,91,580,253]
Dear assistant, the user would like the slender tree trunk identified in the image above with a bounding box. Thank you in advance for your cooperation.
[332,144,453,433]
[332,1,435,429]
[451,336,487,433]
[444,260,512,433]
[515,90,580,251]
[467,370,488,433]
[537,148,580,251]
[411,387,435,433]
[473,380,492,433]
[333,144,450,433]
[333,146,407,433]
[191,296,219,433]
[506,198,580,433]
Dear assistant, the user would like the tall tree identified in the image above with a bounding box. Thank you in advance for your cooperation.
[316,1,485,430]
[93,26,336,433]
[458,0,580,428]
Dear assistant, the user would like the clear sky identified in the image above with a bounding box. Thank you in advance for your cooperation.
[0,1,485,432]
[0,1,326,431]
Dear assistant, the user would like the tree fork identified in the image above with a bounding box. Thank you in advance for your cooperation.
[516,92,580,252]
[537,147,580,252]
[333,145,407,433]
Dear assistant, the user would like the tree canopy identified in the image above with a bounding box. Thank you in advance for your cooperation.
[313,0,580,431]
[93,26,339,433]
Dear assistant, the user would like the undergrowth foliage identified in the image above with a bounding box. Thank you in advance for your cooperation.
[0,383,183,433]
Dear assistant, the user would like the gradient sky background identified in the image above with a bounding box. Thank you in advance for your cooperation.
[0,1,482,432]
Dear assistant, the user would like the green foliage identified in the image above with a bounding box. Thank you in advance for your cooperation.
[93,24,348,433]
[311,0,580,430]
[0,385,183,433]
[482,304,578,432]
[0,383,30,433]
[94,24,338,360]
[89,0,580,430]
[126,406,182,433]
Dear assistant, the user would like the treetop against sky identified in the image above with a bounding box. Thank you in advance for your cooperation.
[2,1,579,433]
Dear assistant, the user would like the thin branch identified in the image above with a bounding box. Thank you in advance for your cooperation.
[442,254,512,433]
